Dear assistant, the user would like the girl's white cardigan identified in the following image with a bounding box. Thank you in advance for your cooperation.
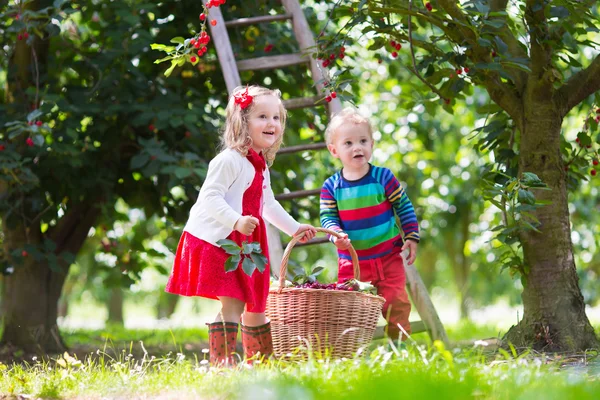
[183,148,300,245]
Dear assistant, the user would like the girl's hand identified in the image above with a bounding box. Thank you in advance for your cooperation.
[401,239,418,266]
[294,224,317,243]
[333,232,351,250]
[234,216,259,235]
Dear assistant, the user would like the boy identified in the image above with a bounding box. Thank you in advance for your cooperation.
[320,108,420,342]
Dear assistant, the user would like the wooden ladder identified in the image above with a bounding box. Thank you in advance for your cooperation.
[205,0,449,347]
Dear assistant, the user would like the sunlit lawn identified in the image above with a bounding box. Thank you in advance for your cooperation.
[1,322,599,399]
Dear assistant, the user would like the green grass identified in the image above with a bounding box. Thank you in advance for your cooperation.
[1,322,598,399]
[1,340,598,399]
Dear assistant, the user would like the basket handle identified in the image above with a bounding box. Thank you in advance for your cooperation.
[277,227,360,293]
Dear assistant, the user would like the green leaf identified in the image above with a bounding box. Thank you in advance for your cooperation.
[242,257,256,276]
[311,266,325,276]
[150,43,176,52]
[518,189,535,205]
[27,109,43,122]
[217,239,241,255]
[174,167,191,179]
[500,61,532,73]
[170,37,186,45]
[477,38,492,47]
[164,60,178,77]
[249,253,268,273]
[225,254,241,272]
[130,154,149,169]
[33,135,45,146]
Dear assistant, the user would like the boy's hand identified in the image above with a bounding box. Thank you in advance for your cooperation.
[333,232,351,250]
[401,239,418,265]
[234,215,259,235]
[294,224,317,243]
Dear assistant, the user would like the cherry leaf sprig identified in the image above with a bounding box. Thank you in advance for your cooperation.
[151,0,226,76]
[216,239,268,277]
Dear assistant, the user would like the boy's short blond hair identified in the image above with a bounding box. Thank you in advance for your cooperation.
[325,107,373,144]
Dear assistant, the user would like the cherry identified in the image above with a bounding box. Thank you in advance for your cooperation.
[0,145,5,151]
[331,91,337,98]
[425,2,433,11]
[199,13,206,21]
[264,44,273,52]
[391,51,398,58]
[36,120,42,126]
[395,43,401,50]
[26,138,34,147]
[593,160,599,166]
[149,124,155,131]
[190,56,197,63]
[592,170,597,176]
[22,250,28,257]
[464,67,470,73]
[210,20,217,26]
[390,40,396,47]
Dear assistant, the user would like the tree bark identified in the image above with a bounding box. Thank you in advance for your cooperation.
[504,101,599,351]
[107,287,124,325]
[157,291,179,320]
[0,220,68,353]
[1,202,99,353]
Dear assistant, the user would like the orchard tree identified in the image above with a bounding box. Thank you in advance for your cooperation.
[0,0,225,353]
[316,0,600,351]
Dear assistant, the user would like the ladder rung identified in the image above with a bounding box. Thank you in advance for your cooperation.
[292,237,330,247]
[237,53,308,72]
[225,13,293,28]
[274,188,320,201]
[278,142,327,154]
[373,320,427,340]
[283,95,322,110]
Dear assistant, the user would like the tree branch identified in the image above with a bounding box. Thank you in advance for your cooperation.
[489,0,528,92]
[557,54,600,117]
[525,0,551,77]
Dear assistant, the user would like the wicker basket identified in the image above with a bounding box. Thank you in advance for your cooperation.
[266,227,385,359]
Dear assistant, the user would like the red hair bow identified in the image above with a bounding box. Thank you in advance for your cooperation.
[233,87,253,109]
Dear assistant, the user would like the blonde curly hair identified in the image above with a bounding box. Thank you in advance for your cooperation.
[220,85,287,166]
[324,107,373,145]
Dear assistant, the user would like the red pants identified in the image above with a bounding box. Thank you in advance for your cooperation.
[338,251,411,341]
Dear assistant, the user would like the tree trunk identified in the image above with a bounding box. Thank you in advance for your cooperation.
[107,287,124,325]
[504,103,599,351]
[0,222,68,354]
[1,202,99,353]
[157,291,179,319]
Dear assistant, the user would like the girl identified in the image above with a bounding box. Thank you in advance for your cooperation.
[166,85,316,366]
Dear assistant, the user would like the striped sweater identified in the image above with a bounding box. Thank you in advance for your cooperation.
[320,164,420,260]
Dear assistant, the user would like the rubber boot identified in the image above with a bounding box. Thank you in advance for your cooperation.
[207,321,239,366]
[241,322,273,362]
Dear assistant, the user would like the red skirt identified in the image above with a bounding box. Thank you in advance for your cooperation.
[165,228,271,313]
